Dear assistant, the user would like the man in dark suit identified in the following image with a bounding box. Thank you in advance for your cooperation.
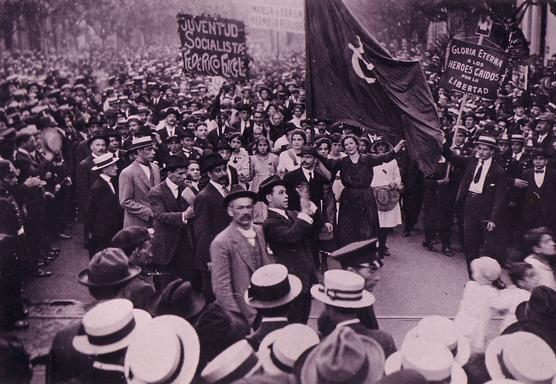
[520,148,556,232]
[85,153,123,258]
[194,153,232,301]
[261,175,320,324]
[149,156,196,288]
[77,134,107,229]
[215,141,240,186]
[533,112,554,152]
[14,132,50,276]
[207,113,234,149]
[156,107,185,143]
[284,146,333,269]
[232,104,252,136]
[444,135,508,272]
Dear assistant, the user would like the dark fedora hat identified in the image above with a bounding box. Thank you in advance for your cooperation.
[162,155,189,173]
[299,146,318,157]
[86,132,108,147]
[111,226,151,256]
[156,279,207,321]
[216,140,232,152]
[257,175,288,203]
[77,248,141,287]
[223,184,258,209]
[163,106,181,119]
[531,147,549,158]
[200,153,227,173]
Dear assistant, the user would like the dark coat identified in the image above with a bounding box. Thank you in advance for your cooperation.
[263,210,317,292]
[444,149,508,225]
[149,181,194,267]
[520,168,556,232]
[207,126,234,149]
[283,167,327,217]
[246,318,289,350]
[77,155,97,218]
[193,182,230,271]
[85,177,122,240]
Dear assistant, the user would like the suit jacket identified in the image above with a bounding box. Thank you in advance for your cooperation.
[283,167,328,220]
[210,224,272,326]
[86,177,122,239]
[118,160,161,228]
[157,125,186,143]
[149,181,194,266]
[444,149,507,224]
[263,210,317,292]
[77,155,96,217]
[193,182,231,271]
[207,126,233,149]
[246,318,289,350]
[521,168,556,231]
[534,132,554,152]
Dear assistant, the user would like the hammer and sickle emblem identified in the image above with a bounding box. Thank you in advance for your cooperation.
[348,35,376,84]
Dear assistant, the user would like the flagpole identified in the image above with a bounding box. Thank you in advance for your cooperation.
[444,92,468,179]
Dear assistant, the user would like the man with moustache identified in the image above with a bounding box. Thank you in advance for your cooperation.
[210,185,273,329]
[194,153,232,301]
[85,153,122,258]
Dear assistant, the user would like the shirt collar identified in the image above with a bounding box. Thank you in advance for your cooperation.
[209,180,227,192]
[99,174,112,183]
[268,208,288,219]
[261,317,288,323]
[335,318,360,329]
[165,177,179,192]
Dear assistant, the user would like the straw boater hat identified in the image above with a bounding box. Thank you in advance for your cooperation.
[124,315,200,384]
[129,136,154,151]
[310,269,375,308]
[474,135,498,149]
[485,331,556,383]
[398,316,470,366]
[244,264,302,309]
[384,331,467,383]
[258,324,320,375]
[510,134,525,143]
[201,340,262,383]
[73,299,151,355]
[91,153,119,171]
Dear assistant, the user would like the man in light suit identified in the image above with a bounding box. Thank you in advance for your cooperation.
[119,136,161,228]
[210,185,273,329]
[194,153,232,301]
[149,156,196,288]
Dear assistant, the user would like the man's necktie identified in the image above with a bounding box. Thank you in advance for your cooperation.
[473,160,484,184]
[308,171,313,183]
[148,164,155,186]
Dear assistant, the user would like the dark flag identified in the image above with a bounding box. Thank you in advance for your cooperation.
[305,0,442,175]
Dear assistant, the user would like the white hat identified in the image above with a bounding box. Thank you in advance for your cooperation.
[244,264,302,309]
[310,269,375,308]
[201,340,262,383]
[124,315,200,384]
[384,333,467,384]
[73,299,151,355]
[412,316,471,366]
[485,332,556,383]
[91,153,119,171]
[258,324,320,375]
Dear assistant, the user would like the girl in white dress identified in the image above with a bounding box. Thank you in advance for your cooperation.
[370,139,402,259]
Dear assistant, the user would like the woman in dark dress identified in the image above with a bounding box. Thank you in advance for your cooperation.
[335,135,405,247]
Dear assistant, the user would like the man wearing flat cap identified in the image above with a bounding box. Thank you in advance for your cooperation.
[194,153,233,301]
[210,185,273,329]
[149,156,196,288]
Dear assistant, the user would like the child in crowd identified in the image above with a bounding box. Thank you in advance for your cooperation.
[497,262,537,331]
[454,257,505,353]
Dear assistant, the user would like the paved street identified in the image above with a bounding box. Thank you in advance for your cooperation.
[14,223,471,371]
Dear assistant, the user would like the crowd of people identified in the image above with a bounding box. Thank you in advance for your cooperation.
[0,40,556,383]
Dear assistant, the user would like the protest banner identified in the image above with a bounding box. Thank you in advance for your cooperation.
[440,38,508,100]
[247,0,304,34]
[177,14,248,78]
